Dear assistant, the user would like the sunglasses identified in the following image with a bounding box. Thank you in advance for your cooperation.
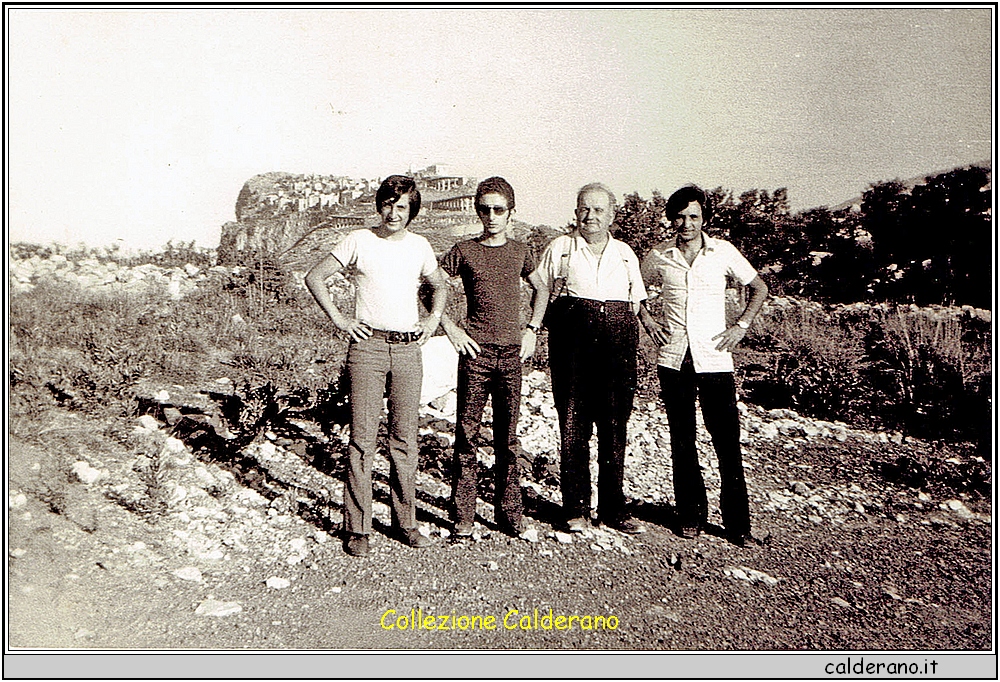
[476,205,509,216]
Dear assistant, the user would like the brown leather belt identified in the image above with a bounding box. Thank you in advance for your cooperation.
[368,329,421,344]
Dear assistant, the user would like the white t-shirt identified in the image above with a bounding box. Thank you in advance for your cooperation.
[533,233,647,304]
[331,228,439,332]
[641,234,758,373]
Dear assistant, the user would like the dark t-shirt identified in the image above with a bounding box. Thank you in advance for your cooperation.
[440,239,536,346]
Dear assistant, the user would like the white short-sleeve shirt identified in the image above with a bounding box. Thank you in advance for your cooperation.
[641,234,757,373]
[330,228,439,332]
[533,233,647,304]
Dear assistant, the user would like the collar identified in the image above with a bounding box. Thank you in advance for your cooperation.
[571,232,618,252]
[667,232,718,258]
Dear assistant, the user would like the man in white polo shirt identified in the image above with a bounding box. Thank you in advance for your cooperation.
[639,184,768,546]
[306,175,450,557]
[531,182,647,535]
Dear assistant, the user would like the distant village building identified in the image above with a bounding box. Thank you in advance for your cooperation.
[427,176,466,192]
[431,194,475,212]
[326,215,367,228]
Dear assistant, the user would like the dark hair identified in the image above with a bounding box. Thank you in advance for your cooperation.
[376,175,421,223]
[475,176,515,211]
[665,184,711,224]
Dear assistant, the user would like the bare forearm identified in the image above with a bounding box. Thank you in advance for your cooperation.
[428,280,448,320]
[305,271,348,329]
[739,277,769,324]
[526,284,546,329]
[439,311,463,336]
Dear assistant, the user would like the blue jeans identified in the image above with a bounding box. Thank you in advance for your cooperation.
[452,344,524,531]
[344,335,422,535]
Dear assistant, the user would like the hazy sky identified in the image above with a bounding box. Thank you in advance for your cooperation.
[6,8,993,251]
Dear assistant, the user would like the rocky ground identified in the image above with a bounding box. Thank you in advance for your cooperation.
[7,360,992,651]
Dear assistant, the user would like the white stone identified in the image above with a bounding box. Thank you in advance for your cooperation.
[72,461,102,484]
[137,415,161,431]
[154,390,171,402]
[195,598,242,617]
[487,561,499,571]
[167,483,187,506]
[945,499,974,519]
[9,492,27,509]
[173,567,203,582]
[163,437,187,454]
[11,548,27,558]
[554,531,574,544]
[266,577,291,589]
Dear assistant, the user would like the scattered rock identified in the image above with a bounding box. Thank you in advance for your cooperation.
[724,566,779,586]
[265,577,291,589]
[172,567,203,582]
[519,528,539,543]
[553,532,574,544]
[790,481,811,496]
[944,499,974,520]
[9,492,28,509]
[195,598,242,617]
[11,548,27,558]
[136,415,161,431]
[71,461,102,485]
[831,596,853,609]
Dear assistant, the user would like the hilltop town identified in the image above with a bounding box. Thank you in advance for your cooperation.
[243,165,480,229]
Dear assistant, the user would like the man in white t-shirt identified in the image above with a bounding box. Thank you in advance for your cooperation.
[639,184,768,547]
[306,175,450,557]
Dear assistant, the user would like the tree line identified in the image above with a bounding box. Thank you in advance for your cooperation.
[612,165,992,309]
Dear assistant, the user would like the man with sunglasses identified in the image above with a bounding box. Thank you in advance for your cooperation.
[438,177,545,538]
[306,175,450,557]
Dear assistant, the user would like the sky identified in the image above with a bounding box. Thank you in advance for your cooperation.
[6,7,994,251]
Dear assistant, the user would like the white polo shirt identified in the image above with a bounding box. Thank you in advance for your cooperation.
[641,234,757,373]
[331,228,439,332]
[533,233,647,305]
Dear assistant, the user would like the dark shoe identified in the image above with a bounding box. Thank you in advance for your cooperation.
[344,533,369,557]
[729,531,768,547]
[497,517,526,537]
[566,517,589,533]
[453,522,474,538]
[398,528,432,548]
[679,525,702,539]
[605,517,647,535]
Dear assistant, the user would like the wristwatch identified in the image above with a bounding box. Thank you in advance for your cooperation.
[736,319,751,329]
[526,323,541,333]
